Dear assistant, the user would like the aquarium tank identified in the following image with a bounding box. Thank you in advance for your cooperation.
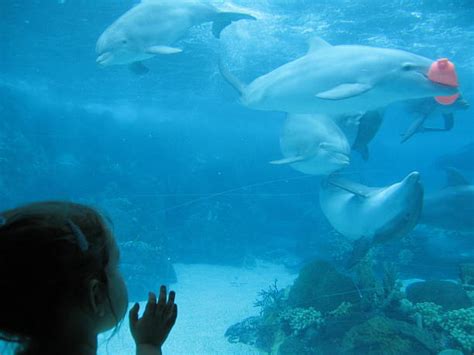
[1,0,473,354]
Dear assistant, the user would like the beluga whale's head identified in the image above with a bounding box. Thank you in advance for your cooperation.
[379,49,459,102]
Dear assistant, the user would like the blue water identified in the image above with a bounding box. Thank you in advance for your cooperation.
[1,0,474,354]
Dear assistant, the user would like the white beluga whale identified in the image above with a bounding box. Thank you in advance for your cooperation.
[420,168,474,232]
[319,172,423,266]
[270,114,350,175]
[96,0,256,73]
[220,38,459,115]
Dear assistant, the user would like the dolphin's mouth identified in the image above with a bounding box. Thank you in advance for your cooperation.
[326,149,350,165]
[96,52,113,66]
[404,171,421,185]
[321,143,350,165]
[331,151,351,165]
[419,70,459,90]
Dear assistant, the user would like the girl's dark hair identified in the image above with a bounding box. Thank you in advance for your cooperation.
[0,201,112,352]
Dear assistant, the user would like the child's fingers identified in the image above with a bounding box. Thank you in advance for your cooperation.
[157,285,167,308]
[129,302,140,328]
[144,292,157,316]
[164,290,175,315]
[166,304,178,327]
[167,290,176,307]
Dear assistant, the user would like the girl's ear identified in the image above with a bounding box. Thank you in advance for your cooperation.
[87,279,106,317]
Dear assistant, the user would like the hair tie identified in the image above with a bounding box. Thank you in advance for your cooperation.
[66,220,89,252]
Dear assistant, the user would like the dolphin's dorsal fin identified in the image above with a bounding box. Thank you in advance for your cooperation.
[327,177,372,198]
[307,37,331,54]
[269,156,305,165]
[445,167,470,187]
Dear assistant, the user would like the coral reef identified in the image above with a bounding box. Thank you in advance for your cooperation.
[279,307,324,336]
[327,301,353,319]
[406,280,472,310]
[288,260,359,314]
[226,259,474,355]
[412,302,474,352]
[341,316,435,355]
[225,316,261,345]
[440,307,474,352]
[414,302,443,328]
[278,335,318,355]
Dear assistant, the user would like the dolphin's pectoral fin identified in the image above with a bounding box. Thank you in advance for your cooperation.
[213,12,256,39]
[307,37,332,54]
[146,46,182,55]
[218,60,246,96]
[346,236,373,269]
[129,61,150,75]
[400,115,427,143]
[327,177,372,198]
[445,167,470,187]
[269,156,305,165]
[315,83,372,100]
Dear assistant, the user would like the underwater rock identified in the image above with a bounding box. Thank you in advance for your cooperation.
[278,335,315,355]
[225,316,262,345]
[406,280,472,310]
[341,316,437,355]
[288,260,359,314]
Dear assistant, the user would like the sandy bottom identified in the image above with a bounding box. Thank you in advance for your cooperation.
[98,262,296,355]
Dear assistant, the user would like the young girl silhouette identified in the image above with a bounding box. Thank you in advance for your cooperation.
[0,201,177,355]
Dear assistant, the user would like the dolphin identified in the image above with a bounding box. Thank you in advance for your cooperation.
[435,142,474,172]
[96,0,256,73]
[220,38,459,115]
[270,114,350,175]
[319,172,423,266]
[420,168,474,232]
[335,110,384,161]
[400,96,469,143]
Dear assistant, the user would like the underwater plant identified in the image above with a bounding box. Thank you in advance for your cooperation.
[254,279,285,315]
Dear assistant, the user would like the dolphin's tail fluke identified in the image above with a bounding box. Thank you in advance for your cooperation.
[213,12,256,38]
[218,61,246,96]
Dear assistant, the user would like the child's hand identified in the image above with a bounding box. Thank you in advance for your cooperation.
[129,285,178,351]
